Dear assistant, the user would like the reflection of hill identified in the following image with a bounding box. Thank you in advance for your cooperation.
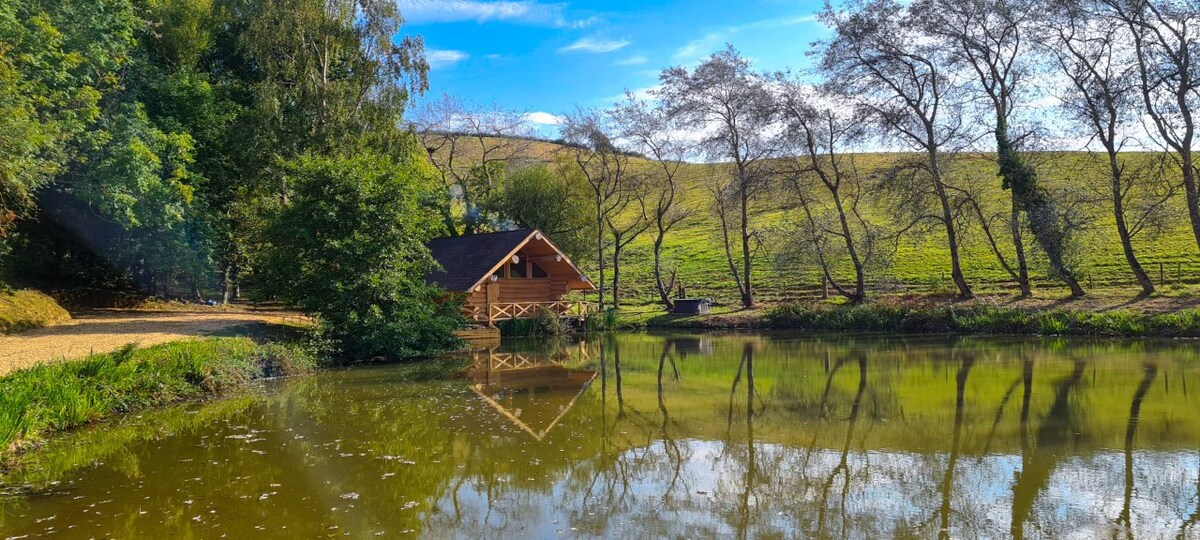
[602,332,1200,453]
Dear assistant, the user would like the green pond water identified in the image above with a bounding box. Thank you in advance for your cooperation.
[3,332,1200,539]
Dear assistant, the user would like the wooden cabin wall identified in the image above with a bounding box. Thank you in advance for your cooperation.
[497,278,567,303]
[459,278,570,309]
[463,288,487,309]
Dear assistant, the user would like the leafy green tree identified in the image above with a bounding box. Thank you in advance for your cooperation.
[0,0,137,251]
[241,0,428,161]
[256,152,462,359]
[493,162,595,262]
[62,103,209,295]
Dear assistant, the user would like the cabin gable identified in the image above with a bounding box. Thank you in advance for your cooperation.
[426,229,595,322]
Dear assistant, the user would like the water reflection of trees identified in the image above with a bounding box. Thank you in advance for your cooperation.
[6,333,1200,538]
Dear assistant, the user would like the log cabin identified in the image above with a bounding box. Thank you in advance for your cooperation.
[425,229,596,325]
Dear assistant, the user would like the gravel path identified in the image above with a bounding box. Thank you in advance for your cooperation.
[0,310,300,376]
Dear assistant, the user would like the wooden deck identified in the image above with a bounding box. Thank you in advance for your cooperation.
[463,300,594,324]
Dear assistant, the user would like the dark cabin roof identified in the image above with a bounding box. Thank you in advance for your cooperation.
[425,229,537,291]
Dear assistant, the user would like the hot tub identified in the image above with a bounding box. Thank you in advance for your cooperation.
[673,298,711,315]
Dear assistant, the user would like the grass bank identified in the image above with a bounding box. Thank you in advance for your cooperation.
[758,303,1200,337]
[0,337,316,462]
[0,289,70,333]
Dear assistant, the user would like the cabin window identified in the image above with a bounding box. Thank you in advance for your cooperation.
[531,262,548,278]
[508,260,527,278]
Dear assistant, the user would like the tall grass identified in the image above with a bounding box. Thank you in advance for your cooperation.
[0,289,70,333]
[0,338,316,459]
[764,303,1200,338]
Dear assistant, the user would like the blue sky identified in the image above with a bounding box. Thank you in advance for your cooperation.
[398,0,830,132]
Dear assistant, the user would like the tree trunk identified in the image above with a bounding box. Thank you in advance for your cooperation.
[653,230,674,311]
[222,264,233,305]
[596,197,605,313]
[1183,153,1200,252]
[831,193,866,303]
[1010,200,1031,297]
[739,179,754,308]
[612,241,622,310]
[928,148,973,298]
[1107,153,1155,295]
[996,124,1084,297]
[717,192,748,307]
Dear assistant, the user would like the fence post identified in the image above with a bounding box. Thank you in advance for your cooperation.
[821,276,829,300]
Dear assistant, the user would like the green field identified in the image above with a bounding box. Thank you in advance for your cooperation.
[486,139,1200,306]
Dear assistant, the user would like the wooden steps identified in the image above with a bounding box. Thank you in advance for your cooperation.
[454,327,501,348]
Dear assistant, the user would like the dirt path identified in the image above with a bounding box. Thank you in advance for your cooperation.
[0,310,302,376]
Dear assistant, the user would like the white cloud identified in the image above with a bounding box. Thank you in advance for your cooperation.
[672,13,820,63]
[558,37,631,54]
[523,112,563,125]
[397,0,597,28]
[673,32,726,61]
[615,55,648,66]
[601,84,662,105]
[426,49,468,69]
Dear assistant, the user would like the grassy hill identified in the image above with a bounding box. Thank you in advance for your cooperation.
[438,136,1200,307]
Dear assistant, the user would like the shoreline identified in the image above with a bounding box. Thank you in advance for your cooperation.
[621,300,1200,338]
[8,298,1200,471]
[0,337,316,469]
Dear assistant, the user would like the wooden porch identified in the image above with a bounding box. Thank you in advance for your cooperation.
[463,300,595,325]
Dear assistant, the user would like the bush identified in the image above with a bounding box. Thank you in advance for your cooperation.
[256,152,464,360]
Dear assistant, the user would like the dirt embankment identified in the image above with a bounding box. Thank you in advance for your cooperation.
[0,309,305,376]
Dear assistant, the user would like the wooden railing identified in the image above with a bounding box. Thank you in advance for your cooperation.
[469,342,594,371]
[464,301,594,323]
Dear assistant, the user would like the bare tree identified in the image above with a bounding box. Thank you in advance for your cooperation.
[658,46,778,308]
[561,109,639,312]
[774,77,882,303]
[410,94,534,235]
[605,193,650,309]
[1096,0,1200,253]
[611,93,693,310]
[955,164,1029,288]
[819,0,974,298]
[915,0,1086,296]
[1046,2,1179,295]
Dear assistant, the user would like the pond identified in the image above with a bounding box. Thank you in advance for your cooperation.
[3,332,1200,538]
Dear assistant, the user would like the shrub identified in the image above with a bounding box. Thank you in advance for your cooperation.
[534,307,567,336]
[255,153,464,360]
[497,308,569,337]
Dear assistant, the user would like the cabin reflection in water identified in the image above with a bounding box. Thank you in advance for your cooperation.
[462,343,596,441]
